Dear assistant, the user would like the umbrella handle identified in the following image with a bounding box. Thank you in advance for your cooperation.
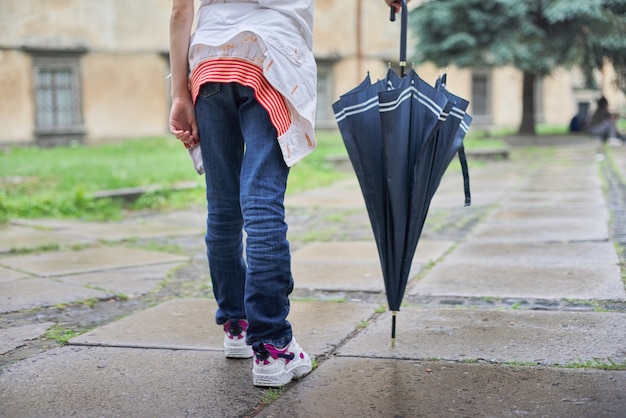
[389,0,408,77]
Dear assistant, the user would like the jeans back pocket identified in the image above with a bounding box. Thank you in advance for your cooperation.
[199,82,221,98]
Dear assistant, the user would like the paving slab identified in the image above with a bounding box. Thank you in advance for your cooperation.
[0,322,55,355]
[438,241,620,267]
[0,278,111,314]
[430,189,504,208]
[293,240,452,264]
[285,179,366,209]
[519,174,601,191]
[69,298,377,358]
[429,169,519,208]
[337,308,626,365]
[430,178,506,210]
[69,298,219,351]
[489,207,610,221]
[292,240,453,293]
[286,205,374,243]
[530,162,597,172]
[11,216,204,241]
[0,266,31,281]
[410,261,623,300]
[0,224,94,253]
[0,246,188,277]
[62,221,203,241]
[56,263,179,297]
[292,241,383,293]
[468,215,609,243]
[292,261,386,292]
[501,189,606,208]
[137,208,208,227]
[260,357,626,418]
[0,346,263,418]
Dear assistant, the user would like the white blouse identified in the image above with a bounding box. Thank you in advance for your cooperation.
[188,0,318,167]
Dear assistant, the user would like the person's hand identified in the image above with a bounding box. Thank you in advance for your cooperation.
[169,96,199,148]
[385,0,410,12]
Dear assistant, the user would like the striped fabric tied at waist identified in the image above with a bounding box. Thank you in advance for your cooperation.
[191,58,292,137]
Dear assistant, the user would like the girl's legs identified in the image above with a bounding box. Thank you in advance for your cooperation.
[195,82,292,348]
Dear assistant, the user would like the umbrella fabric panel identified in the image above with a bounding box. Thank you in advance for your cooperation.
[378,69,450,311]
[333,75,389,267]
[332,70,406,275]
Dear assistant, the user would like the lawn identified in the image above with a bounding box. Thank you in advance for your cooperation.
[0,128,511,223]
[0,132,350,222]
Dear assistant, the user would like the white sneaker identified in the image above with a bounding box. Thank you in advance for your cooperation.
[223,319,253,359]
[252,338,312,387]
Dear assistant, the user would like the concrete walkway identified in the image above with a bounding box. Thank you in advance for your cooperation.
[1,138,625,417]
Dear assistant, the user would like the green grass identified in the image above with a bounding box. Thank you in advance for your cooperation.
[535,124,570,135]
[44,325,80,345]
[287,130,349,193]
[0,132,349,222]
[561,358,626,371]
[260,387,285,405]
[0,137,205,221]
[463,137,507,149]
[1,125,559,223]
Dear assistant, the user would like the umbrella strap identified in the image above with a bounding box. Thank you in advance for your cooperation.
[458,146,471,206]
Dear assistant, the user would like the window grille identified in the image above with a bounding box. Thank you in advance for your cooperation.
[35,67,82,130]
[27,49,85,143]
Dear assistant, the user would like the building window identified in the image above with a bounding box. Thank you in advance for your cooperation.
[35,67,81,130]
[471,69,492,125]
[28,49,85,144]
[316,60,336,129]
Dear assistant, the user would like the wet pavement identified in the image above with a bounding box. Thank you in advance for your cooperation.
[1,136,626,417]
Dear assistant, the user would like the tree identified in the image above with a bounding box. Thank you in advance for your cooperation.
[410,0,626,135]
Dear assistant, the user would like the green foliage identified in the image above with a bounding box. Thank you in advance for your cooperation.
[411,0,537,70]
[411,0,626,81]
[411,0,626,132]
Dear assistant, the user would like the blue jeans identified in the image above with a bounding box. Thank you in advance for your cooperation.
[195,82,293,348]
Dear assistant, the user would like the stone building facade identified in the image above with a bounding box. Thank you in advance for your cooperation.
[0,0,623,146]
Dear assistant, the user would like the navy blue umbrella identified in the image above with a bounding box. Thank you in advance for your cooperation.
[333,0,472,343]
[378,70,449,328]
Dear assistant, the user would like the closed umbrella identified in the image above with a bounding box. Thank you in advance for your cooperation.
[333,0,473,343]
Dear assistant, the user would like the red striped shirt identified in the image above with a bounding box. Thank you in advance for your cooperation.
[191,58,292,136]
